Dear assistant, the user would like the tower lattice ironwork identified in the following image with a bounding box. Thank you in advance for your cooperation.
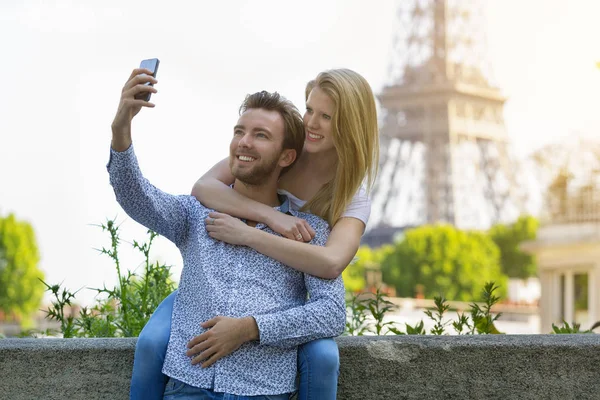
[371,0,523,230]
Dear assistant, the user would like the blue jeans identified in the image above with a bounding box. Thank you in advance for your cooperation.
[163,378,291,400]
[130,291,339,400]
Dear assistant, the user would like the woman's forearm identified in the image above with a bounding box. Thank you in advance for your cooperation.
[244,216,365,279]
[246,229,344,279]
[193,178,276,224]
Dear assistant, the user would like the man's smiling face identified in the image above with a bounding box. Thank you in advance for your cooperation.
[229,108,287,185]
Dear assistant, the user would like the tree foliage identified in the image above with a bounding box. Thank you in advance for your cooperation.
[0,213,45,322]
[488,215,538,278]
[343,245,392,293]
[380,224,507,302]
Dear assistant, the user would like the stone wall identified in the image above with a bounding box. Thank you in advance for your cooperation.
[1,335,599,399]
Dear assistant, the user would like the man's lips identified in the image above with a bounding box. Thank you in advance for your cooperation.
[236,154,257,162]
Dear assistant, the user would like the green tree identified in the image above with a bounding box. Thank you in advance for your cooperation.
[343,245,393,293]
[488,215,538,278]
[0,213,45,323]
[380,224,507,302]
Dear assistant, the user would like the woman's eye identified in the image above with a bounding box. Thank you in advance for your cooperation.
[323,114,331,120]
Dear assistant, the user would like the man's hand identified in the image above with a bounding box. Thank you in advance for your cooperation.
[111,68,158,151]
[186,316,259,368]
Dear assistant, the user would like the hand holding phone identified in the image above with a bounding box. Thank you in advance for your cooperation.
[111,60,160,151]
[135,58,160,102]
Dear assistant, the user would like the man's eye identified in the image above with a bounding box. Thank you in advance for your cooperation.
[234,130,243,136]
[305,108,313,114]
[256,133,267,138]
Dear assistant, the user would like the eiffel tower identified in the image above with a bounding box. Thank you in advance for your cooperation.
[370,0,523,231]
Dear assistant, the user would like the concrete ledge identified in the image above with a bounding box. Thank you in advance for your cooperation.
[1,335,600,399]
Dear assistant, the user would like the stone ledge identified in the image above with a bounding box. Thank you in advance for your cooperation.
[1,335,599,400]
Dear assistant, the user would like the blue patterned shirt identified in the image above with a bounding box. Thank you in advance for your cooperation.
[107,146,346,396]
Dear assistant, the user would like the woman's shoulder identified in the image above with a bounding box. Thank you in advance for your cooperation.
[340,185,371,226]
[348,185,370,205]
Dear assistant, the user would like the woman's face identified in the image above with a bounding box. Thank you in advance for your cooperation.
[303,86,336,154]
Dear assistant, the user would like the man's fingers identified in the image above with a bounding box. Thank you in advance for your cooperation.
[191,346,218,366]
[201,316,220,328]
[123,83,158,98]
[186,340,211,357]
[201,351,222,368]
[121,98,155,109]
[127,68,154,81]
[187,332,209,349]
[123,73,158,93]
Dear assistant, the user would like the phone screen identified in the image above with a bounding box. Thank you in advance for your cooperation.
[136,58,160,101]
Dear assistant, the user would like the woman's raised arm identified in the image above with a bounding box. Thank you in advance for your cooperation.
[191,158,315,241]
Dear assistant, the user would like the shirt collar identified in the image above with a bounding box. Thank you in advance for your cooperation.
[277,193,292,215]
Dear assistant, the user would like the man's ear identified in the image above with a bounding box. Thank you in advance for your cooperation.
[278,149,297,169]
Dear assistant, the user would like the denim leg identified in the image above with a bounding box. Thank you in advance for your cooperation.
[130,290,178,400]
[163,379,291,400]
[297,338,339,400]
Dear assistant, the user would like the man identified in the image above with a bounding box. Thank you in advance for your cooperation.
[108,68,346,399]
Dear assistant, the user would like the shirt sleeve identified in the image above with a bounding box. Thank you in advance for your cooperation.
[340,186,371,226]
[106,145,190,246]
[252,220,347,348]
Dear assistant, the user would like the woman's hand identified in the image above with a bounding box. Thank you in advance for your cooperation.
[205,212,255,246]
[265,211,316,242]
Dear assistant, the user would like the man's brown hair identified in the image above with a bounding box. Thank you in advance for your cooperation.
[239,91,305,175]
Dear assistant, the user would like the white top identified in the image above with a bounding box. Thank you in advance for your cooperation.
[277,186,371,226]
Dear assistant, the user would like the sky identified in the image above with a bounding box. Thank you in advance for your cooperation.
[1,0,599,306]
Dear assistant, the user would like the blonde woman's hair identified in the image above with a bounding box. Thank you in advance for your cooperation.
[301,69,379,226]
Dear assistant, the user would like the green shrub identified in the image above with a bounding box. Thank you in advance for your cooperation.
[41,219,176,338]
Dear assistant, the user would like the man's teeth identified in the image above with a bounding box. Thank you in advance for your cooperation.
[238,156,256,162]
[308,133,324,139]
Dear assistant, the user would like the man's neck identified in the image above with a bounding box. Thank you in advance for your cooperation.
[233,180,281,208]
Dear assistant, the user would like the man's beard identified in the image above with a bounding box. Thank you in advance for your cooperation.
[231,153,280,186]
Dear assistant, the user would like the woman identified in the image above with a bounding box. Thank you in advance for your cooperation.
[130,69,379,400]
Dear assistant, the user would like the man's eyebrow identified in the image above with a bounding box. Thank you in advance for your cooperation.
[253,127,272,136]
[234,124,245,131]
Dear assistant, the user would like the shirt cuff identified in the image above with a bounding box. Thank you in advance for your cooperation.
[252,314,276,345]
[106,143,135,170]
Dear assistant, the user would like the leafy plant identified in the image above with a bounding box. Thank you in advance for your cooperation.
[41,219,176,338]
[345,281,504,336]
[404,320,426,335]
[424,296,451,335]
[365,288,398,335]
[551,321,600,334]
[469,282,503,334]
[345,293,370,336]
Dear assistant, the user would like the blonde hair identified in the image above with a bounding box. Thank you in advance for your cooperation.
[301,69,379,225]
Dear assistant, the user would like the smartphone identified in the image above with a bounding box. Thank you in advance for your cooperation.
[135,58,160,101]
